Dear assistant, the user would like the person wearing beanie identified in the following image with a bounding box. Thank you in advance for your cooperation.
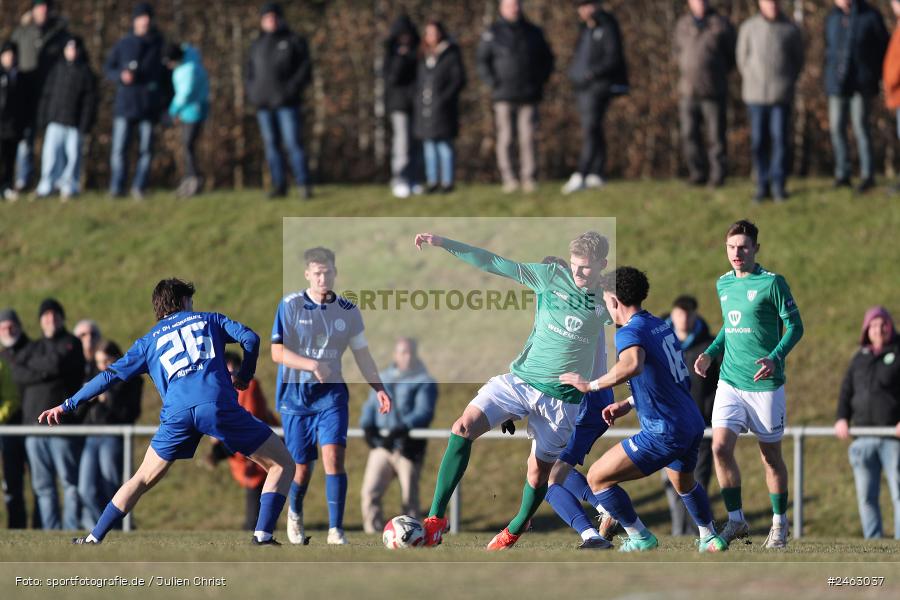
[245,3,314,200]
[835,306,900,539]
[35,35,97,200]
[10,0,70,193]
[103,2,166,200]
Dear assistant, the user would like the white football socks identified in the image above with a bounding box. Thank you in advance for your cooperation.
[773,513,788,527]
[622,517,646,537]
[254,530,272,542]
[698,522,715,538]
[85,533,99,543]
[580,528,600,541]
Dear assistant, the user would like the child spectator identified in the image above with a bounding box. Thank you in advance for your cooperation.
[164,42,209,198]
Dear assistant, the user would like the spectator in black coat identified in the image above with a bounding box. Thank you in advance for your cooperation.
[6,299,85,530]
[414,21,466,194]
[825,0,889,193]
[835,306,900,539]
[35,35,97,200]
[561,0,629,195]
[245,2,313,199]
[0,308,29,528]
[78,340,143,529]
[103,2,166,200]
[663,295,720,536]
[384,15,421,199]
[10,0,70,192]
[0,42,26,201]
[477,0,554,193]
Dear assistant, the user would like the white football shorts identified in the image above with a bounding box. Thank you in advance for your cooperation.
[470,372,579,463]
[712,380,786,443]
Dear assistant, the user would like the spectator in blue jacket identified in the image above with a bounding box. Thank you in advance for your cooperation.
[165,42,209,198]
[359,337,437,533]
[825,0,889,193]
[103,2,166,200]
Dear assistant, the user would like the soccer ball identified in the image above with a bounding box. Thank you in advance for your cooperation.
[382,515,425,549]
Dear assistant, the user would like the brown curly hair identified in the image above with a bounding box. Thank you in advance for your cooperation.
[152,278,196,320]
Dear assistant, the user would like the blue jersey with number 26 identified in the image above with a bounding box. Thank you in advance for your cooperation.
[615,310,704,438]
[62,311,260,421]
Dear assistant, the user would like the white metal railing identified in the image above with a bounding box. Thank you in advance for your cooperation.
[0,425,896,537]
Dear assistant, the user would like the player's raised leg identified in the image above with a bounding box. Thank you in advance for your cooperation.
[587,443,657,552]
[247,433,294,545]
[74,447,172,544]
[487,450,554,550]
[711,426,750,542]
[422,404,493,546]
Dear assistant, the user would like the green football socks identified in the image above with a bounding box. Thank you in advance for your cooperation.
[508,482,548,535]
[428,434,472,518]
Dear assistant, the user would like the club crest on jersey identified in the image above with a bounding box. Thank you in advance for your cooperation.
[334,318,346,332]
[747,290,758,301]
[565,315,584,333]
[728,310,742,326]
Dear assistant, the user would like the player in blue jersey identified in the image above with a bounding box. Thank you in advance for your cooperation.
[560,267,728,553]
[38,279,295,545]
[271,247,392,546]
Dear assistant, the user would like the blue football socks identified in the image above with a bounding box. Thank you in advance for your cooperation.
[325,473,348,529]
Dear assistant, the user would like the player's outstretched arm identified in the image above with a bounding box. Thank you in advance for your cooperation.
[414,232,540,287]
[38,405,66,426]
[351,346,392,414]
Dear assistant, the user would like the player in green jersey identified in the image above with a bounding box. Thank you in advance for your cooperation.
[412,231,610,549]
[694,220,803,548]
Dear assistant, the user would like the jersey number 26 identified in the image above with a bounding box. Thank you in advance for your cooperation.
[157,322,215,379]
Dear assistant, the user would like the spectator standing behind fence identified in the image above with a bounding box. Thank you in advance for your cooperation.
[204,352,278,530]
[384,15,421,200]
[834,307,900,539]
[0,42,26,202]
[662,296,719,536]
[104,3,166,201]
[359,338,437,533]
[477,0,554,194]
[0,319,24,528]
[673,0,735,189]
[0,310,32,528]
[8,299,85,530]
[34,36,97,201]
[415,21,466,195]
[246,3,313,200]
[883,0,900,194]
[78,341,142,529]
[825,0,889,194]
[737,0,804,204]
[561,0,629,196]
[164,42,209,199]
[10,0,69,194]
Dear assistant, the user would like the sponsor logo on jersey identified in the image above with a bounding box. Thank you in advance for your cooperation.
[728,311,742,326]
[553,290,570,302]
[334,318,346,332]
[565,315,584,333]
[747,290,757,301]
[547,323,590,344]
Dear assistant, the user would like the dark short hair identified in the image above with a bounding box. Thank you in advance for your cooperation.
[304,247,336,267]
[726,220,759,244]
[152,278,195,320]
[97,340,123,360]
[163,42,185,63]
[672,295,698,313]
[599,267,649,307]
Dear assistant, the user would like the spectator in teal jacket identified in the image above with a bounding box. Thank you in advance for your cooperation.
[165,42,208,198]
